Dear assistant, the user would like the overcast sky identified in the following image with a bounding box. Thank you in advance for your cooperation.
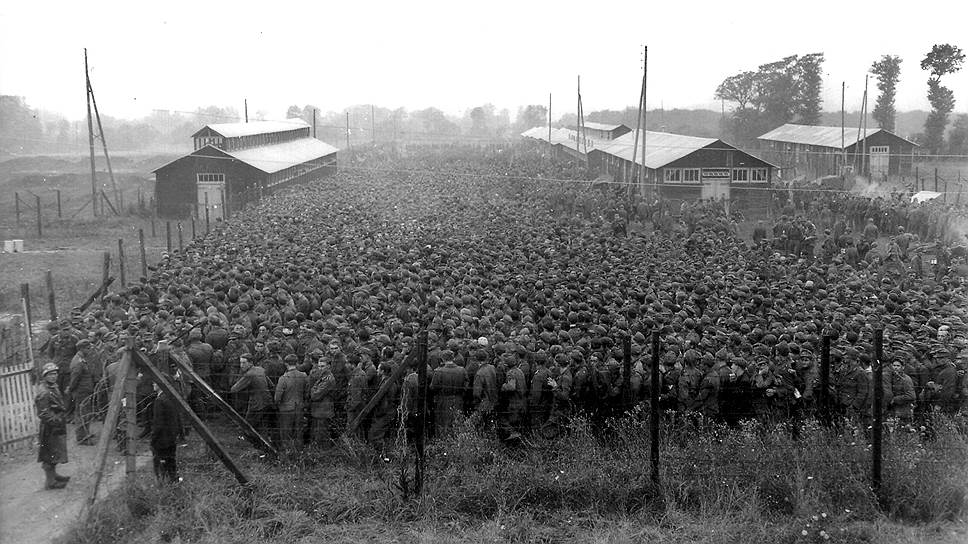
[2,0,967,122]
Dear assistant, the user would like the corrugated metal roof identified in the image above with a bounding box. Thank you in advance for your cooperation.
[193,119,310,139]
[582,121,626,132]
[223,138,338,173]
[596,130,719,169]
[757,123,918,149]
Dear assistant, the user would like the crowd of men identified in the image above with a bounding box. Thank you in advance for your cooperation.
[38,144,968,459]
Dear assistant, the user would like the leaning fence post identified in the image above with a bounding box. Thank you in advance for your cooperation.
[124,337,138,476]
[650,329,661,488]
[46,270,57,321]
[872,328,884,500]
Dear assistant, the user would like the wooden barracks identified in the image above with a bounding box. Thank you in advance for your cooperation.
[153,119,338,219]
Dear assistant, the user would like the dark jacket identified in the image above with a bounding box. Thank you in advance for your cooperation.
[35,382,68,465]
[151,391,181,453]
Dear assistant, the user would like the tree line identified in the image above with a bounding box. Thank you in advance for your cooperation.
[715,44,965,156]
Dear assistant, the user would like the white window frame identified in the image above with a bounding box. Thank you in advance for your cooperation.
[663,168,681,183]
[197,173,225,183]
[732,168,749,183]
[682,168,700,183]
[750,167,768,182]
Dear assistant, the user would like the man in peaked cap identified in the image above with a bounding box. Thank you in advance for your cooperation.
[36,363,70,489]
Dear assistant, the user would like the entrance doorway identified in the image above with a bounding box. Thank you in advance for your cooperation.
[869,146,889,179]
[196,173,225,221]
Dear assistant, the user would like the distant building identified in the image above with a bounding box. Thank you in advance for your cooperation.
[588,130,777,205]
[756,123,918,181]
[570,122,632,141]
[153,119,338,218]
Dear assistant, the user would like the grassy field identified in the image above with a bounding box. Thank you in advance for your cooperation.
[0,152,184,317]
[60,414,968,544]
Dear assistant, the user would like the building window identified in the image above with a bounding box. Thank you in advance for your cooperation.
[682,168,700,182]
[750,168,768,182]
[663,168,681,183]
[197,173,225,183]
[870,146,889,154]
[732,168,749,183]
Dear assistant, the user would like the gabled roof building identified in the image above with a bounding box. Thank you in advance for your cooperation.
[153,119,338,219]
[756,123,918,180]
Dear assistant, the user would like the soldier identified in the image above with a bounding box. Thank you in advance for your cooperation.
[500,350,527,437]
[151,376,181,484]
[676,349,702,412]
[68,339,97,445]
[345,355,369,438]
[842,354,873,426]
[274,354,307,450]
[35,363,70,490]
[429,349,467,437]
[528,351,553,430]
[46,320,79,394]
[368,362,400,451]
[230,353,270,437]
[308,355,336,447]
[889,360,916,426]
[184,328,214,417]
[696,356,721,420]
[471,350,498,428]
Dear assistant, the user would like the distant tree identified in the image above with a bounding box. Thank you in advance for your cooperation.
[795,53,824,125]
[286,105,303,120]
[0,95,43,153]
[948,114,968,157]
[870,55,902,131]
[716,53,825,142]
[514,104,549,133]
[412,107,459,135]
[920,43,965,155]
[195,105,241,123]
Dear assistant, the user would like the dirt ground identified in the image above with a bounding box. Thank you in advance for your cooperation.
[0,424,152,544]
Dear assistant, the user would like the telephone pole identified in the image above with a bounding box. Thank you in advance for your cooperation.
[85,49,98,217]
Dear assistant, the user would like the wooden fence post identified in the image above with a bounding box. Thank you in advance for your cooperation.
[56,190,62,219]
[35,195,42,238]
[872,329,884,500]
[650,330,660,488]
[117,239,126,286]
[20,283,32,336]
[191,217,196,240]
[46,270,57,321]
[414,330,428,496]
[166,221,172,253]
[15,192,21,226]
[80,348,132,520]
[101,252,111,304]
[124,342,138,476]
[177,222,183,252]
[138,228,147,280]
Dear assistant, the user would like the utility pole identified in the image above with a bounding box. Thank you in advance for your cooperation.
[312,108,317,138]
[862,75,869,178]
[548,93,552,158]
[371,104,375,143]
[345,111,350,151]
[841,82,846,174]
[576,75,581,160]
[642,45,648,198]
[244,99,249,123]
[853,81,867,175]
[85,49,98,217]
